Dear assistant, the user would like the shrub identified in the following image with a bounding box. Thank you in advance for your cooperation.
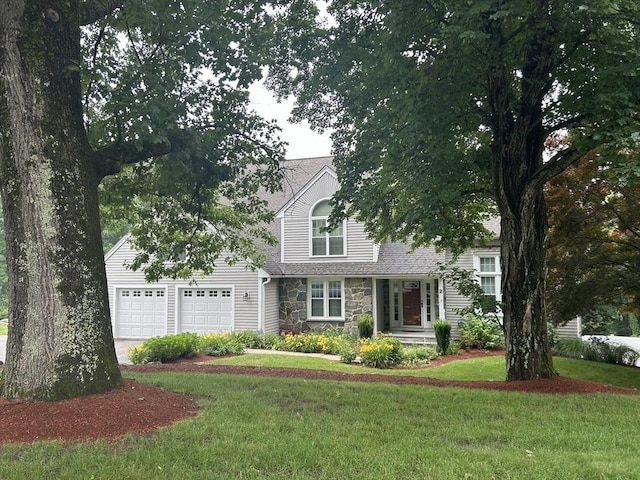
[555,337,640,366]
[402,345,438,366]
[459,313,504,349]
[128,332,200,364]
[264,333,283,349]
[270,331,353,355]
[338,341,358,364]
[553,338,585,359]
[358,335,403,368]
[200,332,245,356]
[433,319,452,354]
[357,313,374,339]
[235,330,267,349]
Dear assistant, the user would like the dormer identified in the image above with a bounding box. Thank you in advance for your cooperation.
[276,165,374,264]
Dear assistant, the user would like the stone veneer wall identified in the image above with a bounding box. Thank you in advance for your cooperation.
[279,277,374,333]
[344,278,373,330]
[279,278,308,333]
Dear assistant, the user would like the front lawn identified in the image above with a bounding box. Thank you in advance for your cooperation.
[208,352,640,389]
[0,357,638,479]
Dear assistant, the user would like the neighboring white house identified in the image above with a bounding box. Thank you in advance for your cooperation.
[104,156,580,341]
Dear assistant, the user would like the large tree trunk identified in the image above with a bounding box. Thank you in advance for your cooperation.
[499,187,557,380]
[0,1,122,400]
[485,2,559,381]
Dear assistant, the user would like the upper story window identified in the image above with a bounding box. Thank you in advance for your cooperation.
[310,199,345,256]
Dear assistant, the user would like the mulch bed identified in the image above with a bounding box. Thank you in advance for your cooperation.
[0,349,636,445]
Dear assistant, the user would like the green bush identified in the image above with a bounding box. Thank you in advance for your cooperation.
[199,332,245,356]
[555,337,640,366]
[402,345,438,366]
[357,313,374,339]
[264,333,283,349]
[358,335,403,368]
[434,319,452,354]
[271,331,353,354]
[338,341,358,364]
[235,330,267,349]
[128,332,200,364]
[459,313,504,350]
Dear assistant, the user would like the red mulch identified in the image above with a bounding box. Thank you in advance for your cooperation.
[0,349,636,445]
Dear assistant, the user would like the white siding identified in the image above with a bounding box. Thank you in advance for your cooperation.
[105,239,261,337]
[444,249,474,331]
[281,171,374,263]
[557,318,581,338]
[263,280,280,333]
[444,246,501,337]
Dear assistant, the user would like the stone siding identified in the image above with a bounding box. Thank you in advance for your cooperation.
[344,277,373,330]
[279,278,308,332]
[279,277,373,333]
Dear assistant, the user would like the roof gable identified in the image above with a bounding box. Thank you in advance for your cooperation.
[276,164,338,218]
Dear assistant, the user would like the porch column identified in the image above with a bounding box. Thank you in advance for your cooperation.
[438,279,446,319]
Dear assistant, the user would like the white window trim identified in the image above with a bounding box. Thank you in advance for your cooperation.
[308,198,347,258]
[473,254,502,302]
[307,278,345,320]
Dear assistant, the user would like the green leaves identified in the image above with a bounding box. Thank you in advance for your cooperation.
[83,1,288,279]
[270,0,640,251]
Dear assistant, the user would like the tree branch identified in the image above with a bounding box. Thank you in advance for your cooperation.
[530,147,583,189]
[94,134,185,181]
[79,0,128,26]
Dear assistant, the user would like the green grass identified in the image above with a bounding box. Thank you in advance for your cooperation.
[207,352,640,388]
[0,323,7,335]
[0,356,639,479]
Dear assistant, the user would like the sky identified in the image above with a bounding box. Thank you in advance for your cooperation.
[248,81,333,160]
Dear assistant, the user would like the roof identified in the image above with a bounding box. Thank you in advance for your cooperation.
[273,242,446,277]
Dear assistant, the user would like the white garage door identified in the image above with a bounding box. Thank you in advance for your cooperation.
[116,288,167,339]
[179,288,234,334]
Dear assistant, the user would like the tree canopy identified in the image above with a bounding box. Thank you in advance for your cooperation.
[84,0,288,280]
[546,155,640,323]
[271,0,640,379]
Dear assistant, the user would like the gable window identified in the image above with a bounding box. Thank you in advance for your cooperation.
[309,279,343,319]
[475,255,502,303]
[310,200,344,256]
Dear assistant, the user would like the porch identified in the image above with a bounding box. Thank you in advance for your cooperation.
[373,278,445,344]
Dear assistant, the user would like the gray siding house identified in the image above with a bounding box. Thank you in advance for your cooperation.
[105,156,580,341]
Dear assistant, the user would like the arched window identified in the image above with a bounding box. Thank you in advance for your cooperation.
[310,200,344,256]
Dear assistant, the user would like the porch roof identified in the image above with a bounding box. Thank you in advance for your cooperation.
[268,242,445,277]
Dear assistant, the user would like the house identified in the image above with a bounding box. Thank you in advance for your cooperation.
[105,156,580,341]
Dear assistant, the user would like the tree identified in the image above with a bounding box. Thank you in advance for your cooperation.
[271,0,640,379]
[0,202,7,319]
[0,0,285,400]
[546,155,640,324]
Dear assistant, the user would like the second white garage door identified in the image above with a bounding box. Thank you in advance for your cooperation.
[178,287,234,334]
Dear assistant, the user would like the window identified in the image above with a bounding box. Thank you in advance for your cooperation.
[309,279,343,318]
[475,255,501,301]
[310,200,344,256]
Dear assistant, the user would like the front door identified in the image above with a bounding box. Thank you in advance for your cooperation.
[402,281,422,326]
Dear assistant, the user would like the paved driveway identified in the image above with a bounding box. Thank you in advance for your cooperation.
[0,336,141,365]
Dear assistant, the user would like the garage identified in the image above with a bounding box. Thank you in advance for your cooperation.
[178,287,234,334]
[116,288,167,339]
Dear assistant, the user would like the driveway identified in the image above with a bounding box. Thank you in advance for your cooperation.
[0,336,141,365]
